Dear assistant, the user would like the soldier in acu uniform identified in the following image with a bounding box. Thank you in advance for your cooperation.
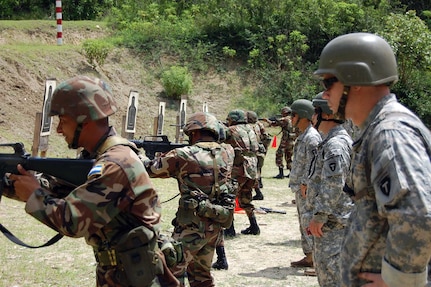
[306,92,353,285]
[144,112,236,287]
[288,99,322,269]
[6,75,179,287]
[315,32,431,287]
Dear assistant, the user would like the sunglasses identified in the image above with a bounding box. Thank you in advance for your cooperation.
[321,77,339,90]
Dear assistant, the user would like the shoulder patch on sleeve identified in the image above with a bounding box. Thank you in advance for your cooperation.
[88,163,104,179]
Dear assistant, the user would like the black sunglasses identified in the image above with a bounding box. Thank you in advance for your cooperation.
[321,77,339,90]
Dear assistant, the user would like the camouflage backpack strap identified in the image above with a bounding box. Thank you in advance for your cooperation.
[96,135,140,155]
[195,142,222,198]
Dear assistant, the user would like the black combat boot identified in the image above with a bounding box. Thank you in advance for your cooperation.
[212,246,228,270]
[252,187,264,200]
[258,178,263,188]
[224,222,236,237]
[273,167,284,179]
[241,215,260,235]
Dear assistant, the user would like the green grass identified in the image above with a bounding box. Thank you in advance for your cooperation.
[0,20,106,30]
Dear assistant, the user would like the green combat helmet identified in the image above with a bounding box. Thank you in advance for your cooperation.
[183,112,221,140]
[49,75,117,123]
[246,111,258,124]
[291,99,314,121]
[312,92,332,115]
[314,32,398,86]
[227,109,247,125]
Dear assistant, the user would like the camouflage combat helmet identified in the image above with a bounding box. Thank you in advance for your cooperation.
[183,112,221,139]
[281,106,292,116]
[312,92,332,115]
[291,99,314,121]
[227,109,247,124]
[314,33,398,86]
[246,111,258,124]
[49,75,117,123]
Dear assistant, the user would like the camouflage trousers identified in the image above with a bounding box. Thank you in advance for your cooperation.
[295,191,313,255]
[171,221,222,287]
[313,227,345,287]
[96,265,161,287]
[236,177,256,218]
[275,140,294,169]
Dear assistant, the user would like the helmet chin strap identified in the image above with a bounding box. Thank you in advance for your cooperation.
[69,123,83,149]
[336,86,350,120]
[315,113,344,131]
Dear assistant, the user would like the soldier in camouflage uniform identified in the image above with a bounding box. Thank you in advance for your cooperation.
[224,109,260,235]
[247,110,271,200]
[306,92,353,285]
[6,76,179,287]
[315,32,431,286]
[144,112,236,287]
[288,99,322,269]
[265,106,297,178]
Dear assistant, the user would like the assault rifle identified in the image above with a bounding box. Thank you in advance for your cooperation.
[258,206,286,214]
[130,135,189,160]
[0,142,94,189]
[0,142,95,249]
[258,114,282,122]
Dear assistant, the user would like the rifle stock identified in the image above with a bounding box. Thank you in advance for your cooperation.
[130,135,188,160]
[0,143,94,187]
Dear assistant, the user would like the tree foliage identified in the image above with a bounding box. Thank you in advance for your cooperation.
[1,0,431,124]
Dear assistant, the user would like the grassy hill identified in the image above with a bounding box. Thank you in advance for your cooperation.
[0,20,245,157]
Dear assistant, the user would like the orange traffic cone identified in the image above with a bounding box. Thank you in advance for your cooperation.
[271,135,277,148]
[234,198,245,213]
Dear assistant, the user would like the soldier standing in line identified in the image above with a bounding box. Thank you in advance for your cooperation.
[265,106,297,179]
[247,110,272,200]
[306,92,353,284]
[315,32,431,286]
[224,109,260,236]
[5,75,180,287]
[288,99,322,269]
[144,112,236,287]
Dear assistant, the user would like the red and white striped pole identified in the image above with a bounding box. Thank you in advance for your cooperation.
[56,0,63,45]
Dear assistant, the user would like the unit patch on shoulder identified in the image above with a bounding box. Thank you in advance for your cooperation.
[379,176,391,196]
[88,163,105,179]
[329,162,336,172]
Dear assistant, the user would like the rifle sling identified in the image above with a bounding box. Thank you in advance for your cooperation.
[0,223,63,248]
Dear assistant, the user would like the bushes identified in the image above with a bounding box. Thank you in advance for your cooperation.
[82,39,113,68]
[161,66,193,99]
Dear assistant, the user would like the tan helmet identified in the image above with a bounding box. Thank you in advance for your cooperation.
[314,33,398,86]
[246,111,258,124]
[49,75,117,123]
[183,112,221,139]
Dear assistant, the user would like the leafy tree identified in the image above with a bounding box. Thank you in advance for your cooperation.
[379,10,431,125]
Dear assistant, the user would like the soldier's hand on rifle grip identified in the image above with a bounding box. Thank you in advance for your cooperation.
[8,164,41,202]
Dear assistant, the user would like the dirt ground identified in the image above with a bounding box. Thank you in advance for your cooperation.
[209,157,319,287]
